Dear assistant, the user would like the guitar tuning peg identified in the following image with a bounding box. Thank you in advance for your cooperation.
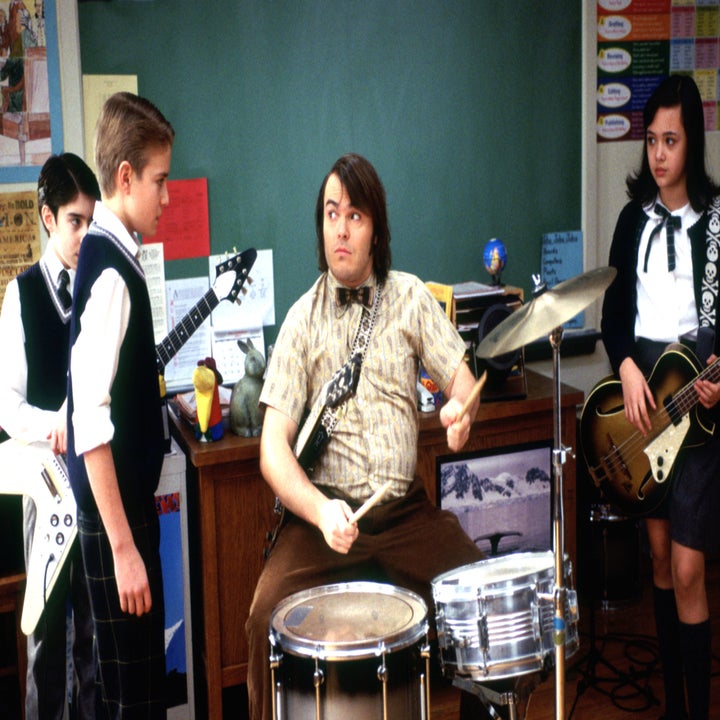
[246,275,254,285]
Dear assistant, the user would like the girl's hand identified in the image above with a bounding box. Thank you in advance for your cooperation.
[619,357,656,436]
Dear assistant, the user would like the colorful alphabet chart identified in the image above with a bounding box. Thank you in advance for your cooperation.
[597,0,720,141]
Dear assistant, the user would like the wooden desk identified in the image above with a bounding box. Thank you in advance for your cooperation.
[171,369,583,720]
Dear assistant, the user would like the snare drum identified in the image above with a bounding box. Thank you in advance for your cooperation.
[269,581,430,720]
[432,551,579,681]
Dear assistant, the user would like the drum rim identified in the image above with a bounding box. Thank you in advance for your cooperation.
[269,580,428,660]
[432,550,555,591]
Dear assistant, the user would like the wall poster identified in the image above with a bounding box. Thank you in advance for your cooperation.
[597,0,720,141]
[0,188,41,307]
[0,0,63,180]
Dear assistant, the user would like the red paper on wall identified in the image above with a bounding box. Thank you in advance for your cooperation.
[148,178,210,260]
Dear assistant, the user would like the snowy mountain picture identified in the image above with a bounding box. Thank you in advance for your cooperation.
[438,442,552,556]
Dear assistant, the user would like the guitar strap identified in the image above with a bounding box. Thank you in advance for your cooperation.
[699,195,720,330]
[316,280,384,445]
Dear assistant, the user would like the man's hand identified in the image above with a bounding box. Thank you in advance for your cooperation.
[441,397,471,452]
[318,498,358,553]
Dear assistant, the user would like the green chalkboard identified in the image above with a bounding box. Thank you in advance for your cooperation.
[78,1,581,346]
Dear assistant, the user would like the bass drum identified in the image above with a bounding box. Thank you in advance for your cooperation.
[269,581,429,720]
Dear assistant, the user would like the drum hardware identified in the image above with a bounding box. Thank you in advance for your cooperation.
[473,267,617,720]
[453,672,544,720]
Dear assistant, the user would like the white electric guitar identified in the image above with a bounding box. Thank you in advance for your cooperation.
[0,439,76,635]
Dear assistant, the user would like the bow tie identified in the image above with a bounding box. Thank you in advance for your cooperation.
[57,269,72,311]
[337,286,373,308]
[643,203,681,273]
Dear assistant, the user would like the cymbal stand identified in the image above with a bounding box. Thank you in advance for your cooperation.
[548,325,569,720]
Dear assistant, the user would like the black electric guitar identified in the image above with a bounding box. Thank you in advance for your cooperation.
[156,247,257,374]
[294,353,362,473]
[580,342,717,516]
[156,247,256,444]
[0,440,75,635]
[264,354,362,557]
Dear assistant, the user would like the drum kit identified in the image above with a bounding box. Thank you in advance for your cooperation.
[268,267,617,720]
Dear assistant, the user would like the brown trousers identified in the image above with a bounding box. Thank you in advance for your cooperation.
[245,477,484,720]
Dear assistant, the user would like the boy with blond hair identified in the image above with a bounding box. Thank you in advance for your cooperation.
[67,92,174,719]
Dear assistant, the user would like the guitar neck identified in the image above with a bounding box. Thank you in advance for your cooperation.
[156,289,218,372]
[672,355,720,417]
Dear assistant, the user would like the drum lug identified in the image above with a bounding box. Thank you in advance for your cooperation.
[313,657,325,689]
[376,662,388,684]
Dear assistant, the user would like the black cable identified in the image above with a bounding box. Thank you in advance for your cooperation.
[567,622,661,718]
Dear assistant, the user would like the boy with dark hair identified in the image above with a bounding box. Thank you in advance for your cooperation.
[66,91,174,719]
[0,151,100,719]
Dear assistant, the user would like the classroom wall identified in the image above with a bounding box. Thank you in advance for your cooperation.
[77,1,582,348]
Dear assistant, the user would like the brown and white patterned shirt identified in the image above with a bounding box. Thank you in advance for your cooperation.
[260,270,466,502]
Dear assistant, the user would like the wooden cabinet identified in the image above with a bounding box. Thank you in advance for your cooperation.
[171,369,583,720]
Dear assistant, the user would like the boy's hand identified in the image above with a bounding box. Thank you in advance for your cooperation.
[113,543,152,616]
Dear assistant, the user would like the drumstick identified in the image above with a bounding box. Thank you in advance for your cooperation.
[349,480,392,524]
[455,370,488,424]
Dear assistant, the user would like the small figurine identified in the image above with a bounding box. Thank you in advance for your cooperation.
[193,357,224,442]
[229,338,266,437]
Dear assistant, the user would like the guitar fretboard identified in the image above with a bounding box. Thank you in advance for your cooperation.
[671,357,720,420]
[156,290,218,372]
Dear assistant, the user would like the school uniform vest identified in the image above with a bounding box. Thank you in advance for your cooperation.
[66,231,164,515]
[17,263,69,412]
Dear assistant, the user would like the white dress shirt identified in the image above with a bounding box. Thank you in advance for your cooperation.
[0,244,69,441]
[635,200,700,343]
[69,202,136,456]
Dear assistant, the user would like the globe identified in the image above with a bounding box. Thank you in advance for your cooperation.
[483,237,507,284]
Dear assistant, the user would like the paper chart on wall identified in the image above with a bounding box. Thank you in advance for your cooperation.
[162,277,212,393]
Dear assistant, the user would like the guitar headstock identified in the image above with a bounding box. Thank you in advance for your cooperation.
[213,247,258,304]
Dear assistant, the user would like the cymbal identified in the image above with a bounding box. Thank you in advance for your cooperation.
[475,266,616,359]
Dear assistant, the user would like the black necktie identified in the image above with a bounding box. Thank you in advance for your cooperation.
[337,286,373,308]
[643,203,681,273]
[57,269,71,310]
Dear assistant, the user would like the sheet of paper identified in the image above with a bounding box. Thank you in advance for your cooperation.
[138,242,168,344]
[210,249,275,329]
[541,230,584,328]
[82,75,138,173]
[212,327,265,385]
[149,178,210,260]
[163,277,212,392]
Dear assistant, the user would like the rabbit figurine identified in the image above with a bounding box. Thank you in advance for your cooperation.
[229,338,266,437]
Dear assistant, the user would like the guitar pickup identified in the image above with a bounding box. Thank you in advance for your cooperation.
[40,455,69,504]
